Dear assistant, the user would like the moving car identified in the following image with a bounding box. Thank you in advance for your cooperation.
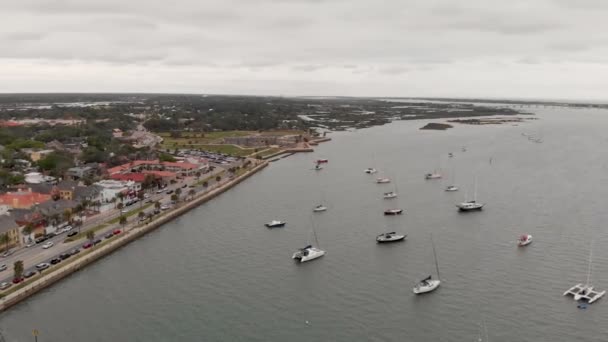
[0,264,6,272]
[70,248,80,255]
[59,253,71,260]
[42,241,54,249]
[0,250,13,258]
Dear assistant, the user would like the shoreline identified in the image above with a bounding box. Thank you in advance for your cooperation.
[0,161,269,313]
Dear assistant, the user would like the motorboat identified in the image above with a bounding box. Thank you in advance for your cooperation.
[314,164,323,171]
[425,172,441,180]
[364,168,378,174]
[376,232,406,243]
[413,275,441,294]
[313,205,327,212]
[457,200,484,211]
[445,185,459,192]
[292,245,325,263]
[376,178,391,184]
[384,209,403,215]
[517,234,533,247]
[317,159,329,163]
[383,191,397,199]
[265,220,286,228]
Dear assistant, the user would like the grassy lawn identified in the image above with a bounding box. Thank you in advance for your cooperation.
[194,144,255,156]
[254,147,283,158]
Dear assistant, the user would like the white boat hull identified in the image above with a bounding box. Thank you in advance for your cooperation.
[365,169,378,174]
[518,235,533,247]
[413,280,441,294]
[445,186,459,192]
[564,283,606,304]
[313,206,327,212]
[292,248,325,263]
[376,233,406,243]
[383,193,397,199]
[457,202,484,211]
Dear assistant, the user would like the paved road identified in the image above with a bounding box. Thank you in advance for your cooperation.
[0,161,241,285]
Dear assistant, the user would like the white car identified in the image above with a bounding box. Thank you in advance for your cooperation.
[63,225,73,232]
[0,264,7,272]
[25,242,35,248]
[160,204,171,210]
[121,209,128,214]
[42,241,54,249]
[144,193,151,199]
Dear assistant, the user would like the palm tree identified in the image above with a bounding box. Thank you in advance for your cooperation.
[195,171,201,180]
[116,192,125,206]
[175,188,182,197]
[215,176,221,182]
[63,209,72,224]
[119,216,127,227]
[154,201,161,210]
[22,223,34,237]
[86,230,95,242]
[188,189,195,200]
[117,202,124,210]
[13,260,23,280]
[51,213,60,227]
[138,211,145,221]
[202,181,209,188]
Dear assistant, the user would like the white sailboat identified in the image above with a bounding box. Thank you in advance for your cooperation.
[445,162,458,192]
[383,176,398,199]
[413,234,441,294]
[457,176,484,211]
[564,241,606,304]
[292,218,325,263]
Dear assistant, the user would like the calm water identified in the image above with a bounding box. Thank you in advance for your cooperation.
[3,107,608,341]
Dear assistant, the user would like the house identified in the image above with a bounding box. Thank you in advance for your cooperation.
[24,172,56,184]
[13,208,46,241]
[94,180,141,203]
[55,180,101,203]
[66,166,95,180]
[27,149,55,162]
[0,211,21,248]
[36,199,78,221]
[0,189,51,209]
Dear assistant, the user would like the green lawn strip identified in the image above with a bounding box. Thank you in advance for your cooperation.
[194,170,226,186]
[64,204,152,242]
[107,203,153,224]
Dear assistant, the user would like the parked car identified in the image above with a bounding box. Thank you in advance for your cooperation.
[82,242,93,249]
[23,271,36,278]
[41,241,54,249]
[0,264,7,272]
[113,229,122,235]
[0,282,11,290]
[67,231,78,237]
[156,189,164,194]
[25,241,35,248]
[35,236,48,244]
[50,258,61,265]
[70,248,80,255]
[104,232,114,239]
[144,193,151,199]
[160,204,171,210]
[59,253,71,260]
[12,277,23,284]
[1,250,13,258]
[35,262,50,271]
[93,239,102,245]
[181,184,187,188]
[153,209,160,214]
[63,225,73,232]
[166,190,174,194]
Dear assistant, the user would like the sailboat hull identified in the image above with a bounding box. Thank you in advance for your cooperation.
[293,248,325,262]
[413,280,441,294]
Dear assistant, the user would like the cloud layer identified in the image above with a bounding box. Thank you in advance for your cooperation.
[2,0,608,99]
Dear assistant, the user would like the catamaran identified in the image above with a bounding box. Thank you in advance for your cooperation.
[457,177,484,211]
[413,234,441,294]
[564,241,606,304]
[292,218,325,263]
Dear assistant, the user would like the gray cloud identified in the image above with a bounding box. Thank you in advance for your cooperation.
[2,0,608,99]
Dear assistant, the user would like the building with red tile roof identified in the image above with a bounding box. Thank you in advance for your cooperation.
[0,189,52,209]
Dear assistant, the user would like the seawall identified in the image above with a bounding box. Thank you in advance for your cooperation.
[0,161,269,312]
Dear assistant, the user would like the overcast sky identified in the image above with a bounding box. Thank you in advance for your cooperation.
[3,0,608,99]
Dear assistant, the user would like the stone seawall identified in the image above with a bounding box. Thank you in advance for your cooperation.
[0,162,269,312]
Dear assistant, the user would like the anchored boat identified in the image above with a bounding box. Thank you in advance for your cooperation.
[377,177,391,184]
[376,232,406,243]
[265,220,286,228]
[517,234,533,247]
[384,209,403,215]
[364,168,378,174]
[564,241,605,304]
[413,234,441,295]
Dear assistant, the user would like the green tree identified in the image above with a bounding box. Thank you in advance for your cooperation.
[154,201,161,210]
[175,188,182,197]
[13,260,23,281]
[119,216,127,227]
[158,153,176,162]
[188,189,195,200]
[215,176,221,182]
[117,202,124,210]
[86,230,95,242]
[63,209,72,224]
[195,171,201,179]
[22,223,34,236]
[202,181,208,188]
[138,211,145,221]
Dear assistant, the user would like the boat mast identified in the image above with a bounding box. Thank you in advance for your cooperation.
[586,240,593,286]
[431,234,441,281]
[473,175,478,202]
[310,216,321,247]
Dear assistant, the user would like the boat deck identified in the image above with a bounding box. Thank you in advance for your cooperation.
[564,284,606,304]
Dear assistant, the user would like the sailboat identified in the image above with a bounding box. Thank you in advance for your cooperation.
[445,161,458,192]
[383,176,398,199]
[564,241,606,304]
[413,234,441,294]
[292,218,326,263]
[456,176,484,211]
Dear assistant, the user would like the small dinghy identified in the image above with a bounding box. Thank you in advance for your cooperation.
[376,177,391,184]
[425,172,442,180]
[376,232,406,243]
[517,234,533,247]
[364,168,378,174]
[445,185,459,192]
[383,191,397,199]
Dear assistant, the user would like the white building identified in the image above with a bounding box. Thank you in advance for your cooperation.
[94,180,142,203]
[24,172,56,184]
